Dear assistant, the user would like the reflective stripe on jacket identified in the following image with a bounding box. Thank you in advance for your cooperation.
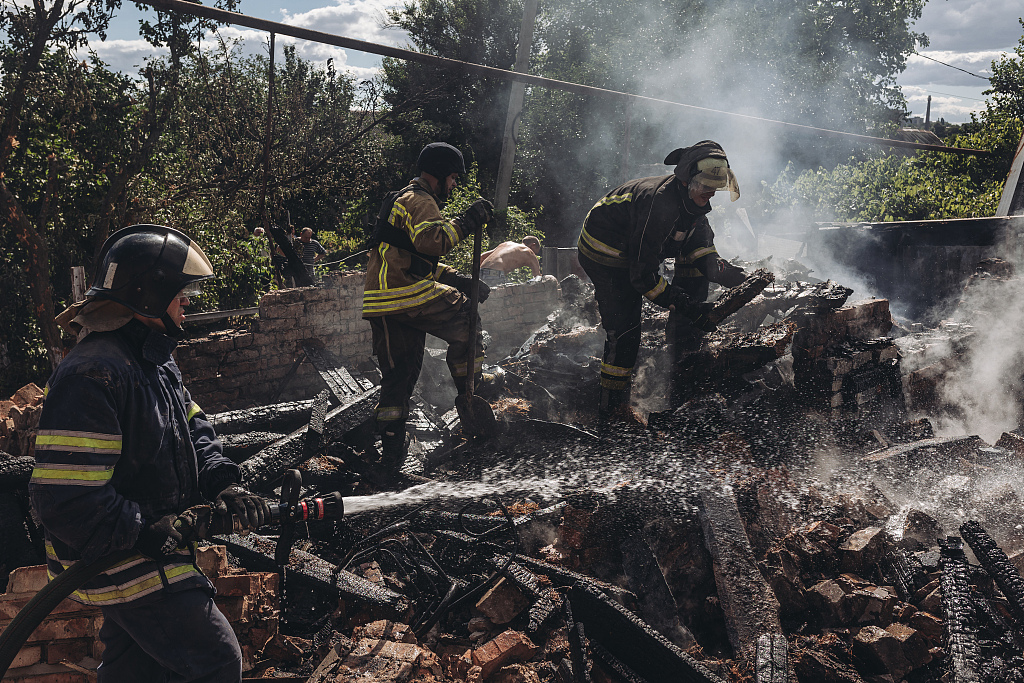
[29,319,240,606]
[577,174,718,307]
[363,177,466,317]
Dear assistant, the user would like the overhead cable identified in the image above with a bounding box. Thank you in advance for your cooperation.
[139,0,990,157]
[912,51,990,80]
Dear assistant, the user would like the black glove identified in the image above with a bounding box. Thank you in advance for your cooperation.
[439,271,490,303]
[712,259,747,288]
[460,198,494,235]
[214,484,271,531]
[678,301,718,333]
[136,513,184,559]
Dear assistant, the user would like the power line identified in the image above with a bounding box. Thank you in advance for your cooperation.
[913,51,990,80]
[138,0,990,157]
[922,90,987,102]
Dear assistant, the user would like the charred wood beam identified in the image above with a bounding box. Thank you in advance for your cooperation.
[959,520,1024,626]
[708,268,775,325]
[0,456,34,492]
[698,485,782,660]
[219,431,287,462]
[969,588,1024,650]
[620,535,694,649]
[590,639,650,683]
[527,592,563,636]
[939,537,983,683]
[302,390,330,463]
[408,503,566,536]
[215,532,408,614]
[755,634,788,683]
[861,435,984,466]
[208,399,314,435]
[565,598,594,683]
[518,556,635,600]
[301,342,374,405]
[240,388,379,492]
[568,581,726,683]
[484,554,543,599]
[879,547,929,601]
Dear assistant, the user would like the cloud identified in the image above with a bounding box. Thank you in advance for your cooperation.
[911,0,1023,53]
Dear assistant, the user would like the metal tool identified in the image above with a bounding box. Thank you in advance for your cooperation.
[455,220,498,437]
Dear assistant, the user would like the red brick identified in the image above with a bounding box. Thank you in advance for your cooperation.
[471,630,539,679]
[215,596,249,622]
[0,594,98,621]
[196,545,229,580]
[7,566,49,594]
[45,638,92,665]
[22,616,101,643]
[215,574,261,597]
[5,661,91,683]
[9,644,42,668]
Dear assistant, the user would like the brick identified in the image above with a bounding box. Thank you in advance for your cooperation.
[45,638,92,665]
[4,662,92,683]
[10,645,42,668]
[215,596,249,622]
[0,594,95,621]
[471,630,539,679]
[475,578,532,625]
[22,616,101,643]
[7,565,49,594]
[196,545,229,580]
[215,574,262,597]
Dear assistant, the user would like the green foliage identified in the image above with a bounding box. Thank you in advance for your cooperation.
[441,165,543,281]
[756,24,1024,225]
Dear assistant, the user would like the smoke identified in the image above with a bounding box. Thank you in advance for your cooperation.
[931,275,1024,441]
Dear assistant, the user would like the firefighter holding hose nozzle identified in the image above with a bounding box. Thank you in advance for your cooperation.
[577,140,748,419]
[28,225,269,683]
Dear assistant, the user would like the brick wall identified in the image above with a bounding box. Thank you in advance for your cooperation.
[175,273,561,412]
[0,547,277,682]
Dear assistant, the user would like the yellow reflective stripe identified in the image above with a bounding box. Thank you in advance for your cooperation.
[680,246,718,263]
[594,193,632,209]
[644,277,668,301]
[31,464,115,485]
[186,402,202,421]
[600,363,632,377]
[35,431,122,453]
[412,218,459,246]
[44,384,50,397]
[363,279,435,300]
[580,228,623,259]
[375,406,405,421]
[377,243,389,285]
[389,203,413,235]
[450,356,485,377]
[65,563,199,605]
[601,377,631,390]
[363,280,446,313]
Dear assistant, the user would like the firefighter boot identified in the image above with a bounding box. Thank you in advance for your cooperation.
[379,422,408,475]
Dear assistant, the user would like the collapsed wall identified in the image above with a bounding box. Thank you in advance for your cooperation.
[174,272,560,412]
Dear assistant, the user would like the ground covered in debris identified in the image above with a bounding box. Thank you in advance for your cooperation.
[5,258,1024,682]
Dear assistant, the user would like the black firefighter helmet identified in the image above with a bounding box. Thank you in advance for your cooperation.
[87,224,215,325]
[416,142,466,180]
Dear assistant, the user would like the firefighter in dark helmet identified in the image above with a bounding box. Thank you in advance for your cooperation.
[362,142,495,478]
[577,140,748,416]
[30,225,270,682]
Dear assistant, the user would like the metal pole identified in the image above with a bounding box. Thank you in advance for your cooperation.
[622,99,633,183]
[259,33,276,231]
[494,0,539,213]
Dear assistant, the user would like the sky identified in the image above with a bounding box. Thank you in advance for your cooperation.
[87,0,1024,124]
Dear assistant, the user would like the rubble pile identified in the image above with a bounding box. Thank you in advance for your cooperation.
[7,261,1024,682]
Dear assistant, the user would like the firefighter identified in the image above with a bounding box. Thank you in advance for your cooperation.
[577,140,747,415]
[363,142,494,475]
[29,225,270,683]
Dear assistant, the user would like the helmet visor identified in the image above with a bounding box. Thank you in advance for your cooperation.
[176,282,204,299]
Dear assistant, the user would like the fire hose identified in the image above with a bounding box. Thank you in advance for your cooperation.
[0,470,342,677]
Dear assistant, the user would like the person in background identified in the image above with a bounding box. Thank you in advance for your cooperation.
[577,140,748,417]
[298,228,326,280]
[478,236,544,286]
[30,224,270,683]
[272,224,298,288]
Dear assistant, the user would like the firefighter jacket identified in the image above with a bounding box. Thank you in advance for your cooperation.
[363,177,469,317]
[578,173,720,307]
[29,318,240,606]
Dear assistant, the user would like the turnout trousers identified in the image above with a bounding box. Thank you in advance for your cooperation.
[97,586,242,683]
[578,253,642,411]
[368,293,483,429]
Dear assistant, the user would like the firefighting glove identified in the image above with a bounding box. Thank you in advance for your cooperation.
[460,198,494,236]
[439,271,490,303]
[136,513,185,559]
[679,301,718,334]
[713,259,747,288]
[214,484,271,531]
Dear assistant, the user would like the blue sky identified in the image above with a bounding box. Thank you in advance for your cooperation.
[88,0,1023,124]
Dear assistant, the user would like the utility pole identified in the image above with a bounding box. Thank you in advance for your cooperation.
[494,0,539,213]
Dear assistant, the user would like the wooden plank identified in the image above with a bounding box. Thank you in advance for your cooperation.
[698,484,782,660]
